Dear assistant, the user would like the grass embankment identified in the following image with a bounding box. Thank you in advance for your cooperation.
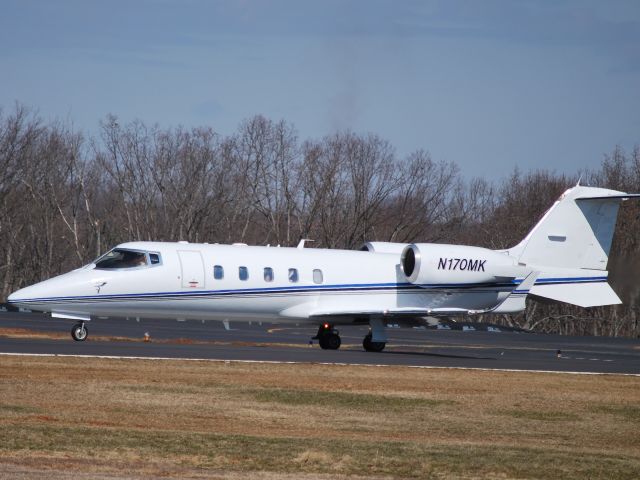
[0,356,639,479]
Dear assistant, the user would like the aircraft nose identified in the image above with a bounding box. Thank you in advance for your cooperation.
[7,271,96,309]
[7,289,23,303]
[7,279,65,313]
[7,283,49,306]
[7,287,31,306]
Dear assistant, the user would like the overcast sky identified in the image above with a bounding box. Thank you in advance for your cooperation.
[1,0,639,177]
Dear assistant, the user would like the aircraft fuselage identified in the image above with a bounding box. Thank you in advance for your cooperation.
[8,241,513,324]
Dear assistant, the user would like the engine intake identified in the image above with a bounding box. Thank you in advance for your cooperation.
[401,245,419,281]
[360,242,409,254]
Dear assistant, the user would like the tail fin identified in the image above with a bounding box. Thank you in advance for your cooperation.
[507,186,640,307]
[509,186,639,270]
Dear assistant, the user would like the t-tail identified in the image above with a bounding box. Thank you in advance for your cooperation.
[505,185,640,307]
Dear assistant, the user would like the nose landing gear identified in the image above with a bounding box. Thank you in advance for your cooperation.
[71,322,88,342]
[314,323,341,350]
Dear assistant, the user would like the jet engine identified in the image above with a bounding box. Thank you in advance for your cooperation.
[400,243,520,285]
[360,242,409,254]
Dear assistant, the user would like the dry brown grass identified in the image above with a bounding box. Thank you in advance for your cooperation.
[0,355,639,479]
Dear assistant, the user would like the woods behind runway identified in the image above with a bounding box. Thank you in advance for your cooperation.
[1,355,639,479]
[1,105,640,338]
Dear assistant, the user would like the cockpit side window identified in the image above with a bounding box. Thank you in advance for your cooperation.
[95,249,149,269]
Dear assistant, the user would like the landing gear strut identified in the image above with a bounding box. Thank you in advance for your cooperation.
[363,316,387,352]
[314,323,341,350]
[71,322,88,342]
[363,333,385,352]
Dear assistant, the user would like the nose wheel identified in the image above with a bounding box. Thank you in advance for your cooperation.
[71,322,88,342]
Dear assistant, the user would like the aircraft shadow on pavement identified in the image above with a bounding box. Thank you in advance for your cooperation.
[377,349,497,361]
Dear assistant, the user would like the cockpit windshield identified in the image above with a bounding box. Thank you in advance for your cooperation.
[94,249,149,269]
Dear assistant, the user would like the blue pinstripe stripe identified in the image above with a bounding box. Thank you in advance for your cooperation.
[9,276,608,304]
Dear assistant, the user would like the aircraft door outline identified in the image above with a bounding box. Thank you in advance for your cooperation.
[177,250,205,289]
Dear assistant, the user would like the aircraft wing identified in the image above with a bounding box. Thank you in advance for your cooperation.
[309,272,540,319]
[309,307,480,318]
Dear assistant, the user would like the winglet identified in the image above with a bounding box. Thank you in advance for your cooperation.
[491,271,539,314]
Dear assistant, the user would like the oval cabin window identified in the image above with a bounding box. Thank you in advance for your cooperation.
[264,267,274,282]
[313,269,323,284]
[239,266,249,281]
[214,265,224,280]
[288,268,298,283]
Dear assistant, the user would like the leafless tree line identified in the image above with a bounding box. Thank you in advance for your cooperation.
[1,104,638,337]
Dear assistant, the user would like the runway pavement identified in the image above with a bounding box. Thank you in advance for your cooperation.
[1,311,639,374]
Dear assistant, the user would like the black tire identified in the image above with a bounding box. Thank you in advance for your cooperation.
[363,333,385,352]
[71,322,88,342]
[319,333,341,350]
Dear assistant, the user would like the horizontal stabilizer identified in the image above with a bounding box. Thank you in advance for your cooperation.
[576,193,640,200]
[530,282,621,308]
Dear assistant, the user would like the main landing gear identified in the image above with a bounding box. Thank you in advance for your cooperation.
[313,318,387,352]
[71,322,88,342]
[363,333,386,352]
[363,316,387,352]
[314,323,341,350]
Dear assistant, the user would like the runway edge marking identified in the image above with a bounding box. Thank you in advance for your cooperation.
[1,352,638,377]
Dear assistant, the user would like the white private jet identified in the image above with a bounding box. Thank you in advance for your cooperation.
[7,185,640,351]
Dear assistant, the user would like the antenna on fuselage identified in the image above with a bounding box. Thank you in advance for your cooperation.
[297,239,315,249]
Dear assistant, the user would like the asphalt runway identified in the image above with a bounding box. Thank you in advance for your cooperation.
[1,311,639,374]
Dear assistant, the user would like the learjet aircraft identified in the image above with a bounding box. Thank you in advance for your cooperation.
[8,185,640,351]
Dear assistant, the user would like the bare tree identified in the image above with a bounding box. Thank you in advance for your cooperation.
[0,103,638,337]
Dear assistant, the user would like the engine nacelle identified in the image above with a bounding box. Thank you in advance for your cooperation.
[400,243,519,285]
[360,242,409,254]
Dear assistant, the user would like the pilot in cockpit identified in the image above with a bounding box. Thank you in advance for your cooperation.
[95,249,148,269]
[129,253,147,267]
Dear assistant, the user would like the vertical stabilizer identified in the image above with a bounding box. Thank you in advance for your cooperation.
[508,186,634,271]
[505,186,640,307]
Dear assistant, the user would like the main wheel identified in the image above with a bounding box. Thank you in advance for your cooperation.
[363,333,385,352]
[319,333,341,350]
[71,322,88,342]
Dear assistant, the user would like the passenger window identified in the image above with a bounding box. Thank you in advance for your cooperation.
[149,253,161,265]
[313,269,323,284]
[264,267,274,282]
[288,268,298,283]
[214,265,224,280]
[95,249,148,269]
[239,266,249,281]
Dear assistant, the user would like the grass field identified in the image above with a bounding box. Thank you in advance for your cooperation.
[0,355,639,479]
